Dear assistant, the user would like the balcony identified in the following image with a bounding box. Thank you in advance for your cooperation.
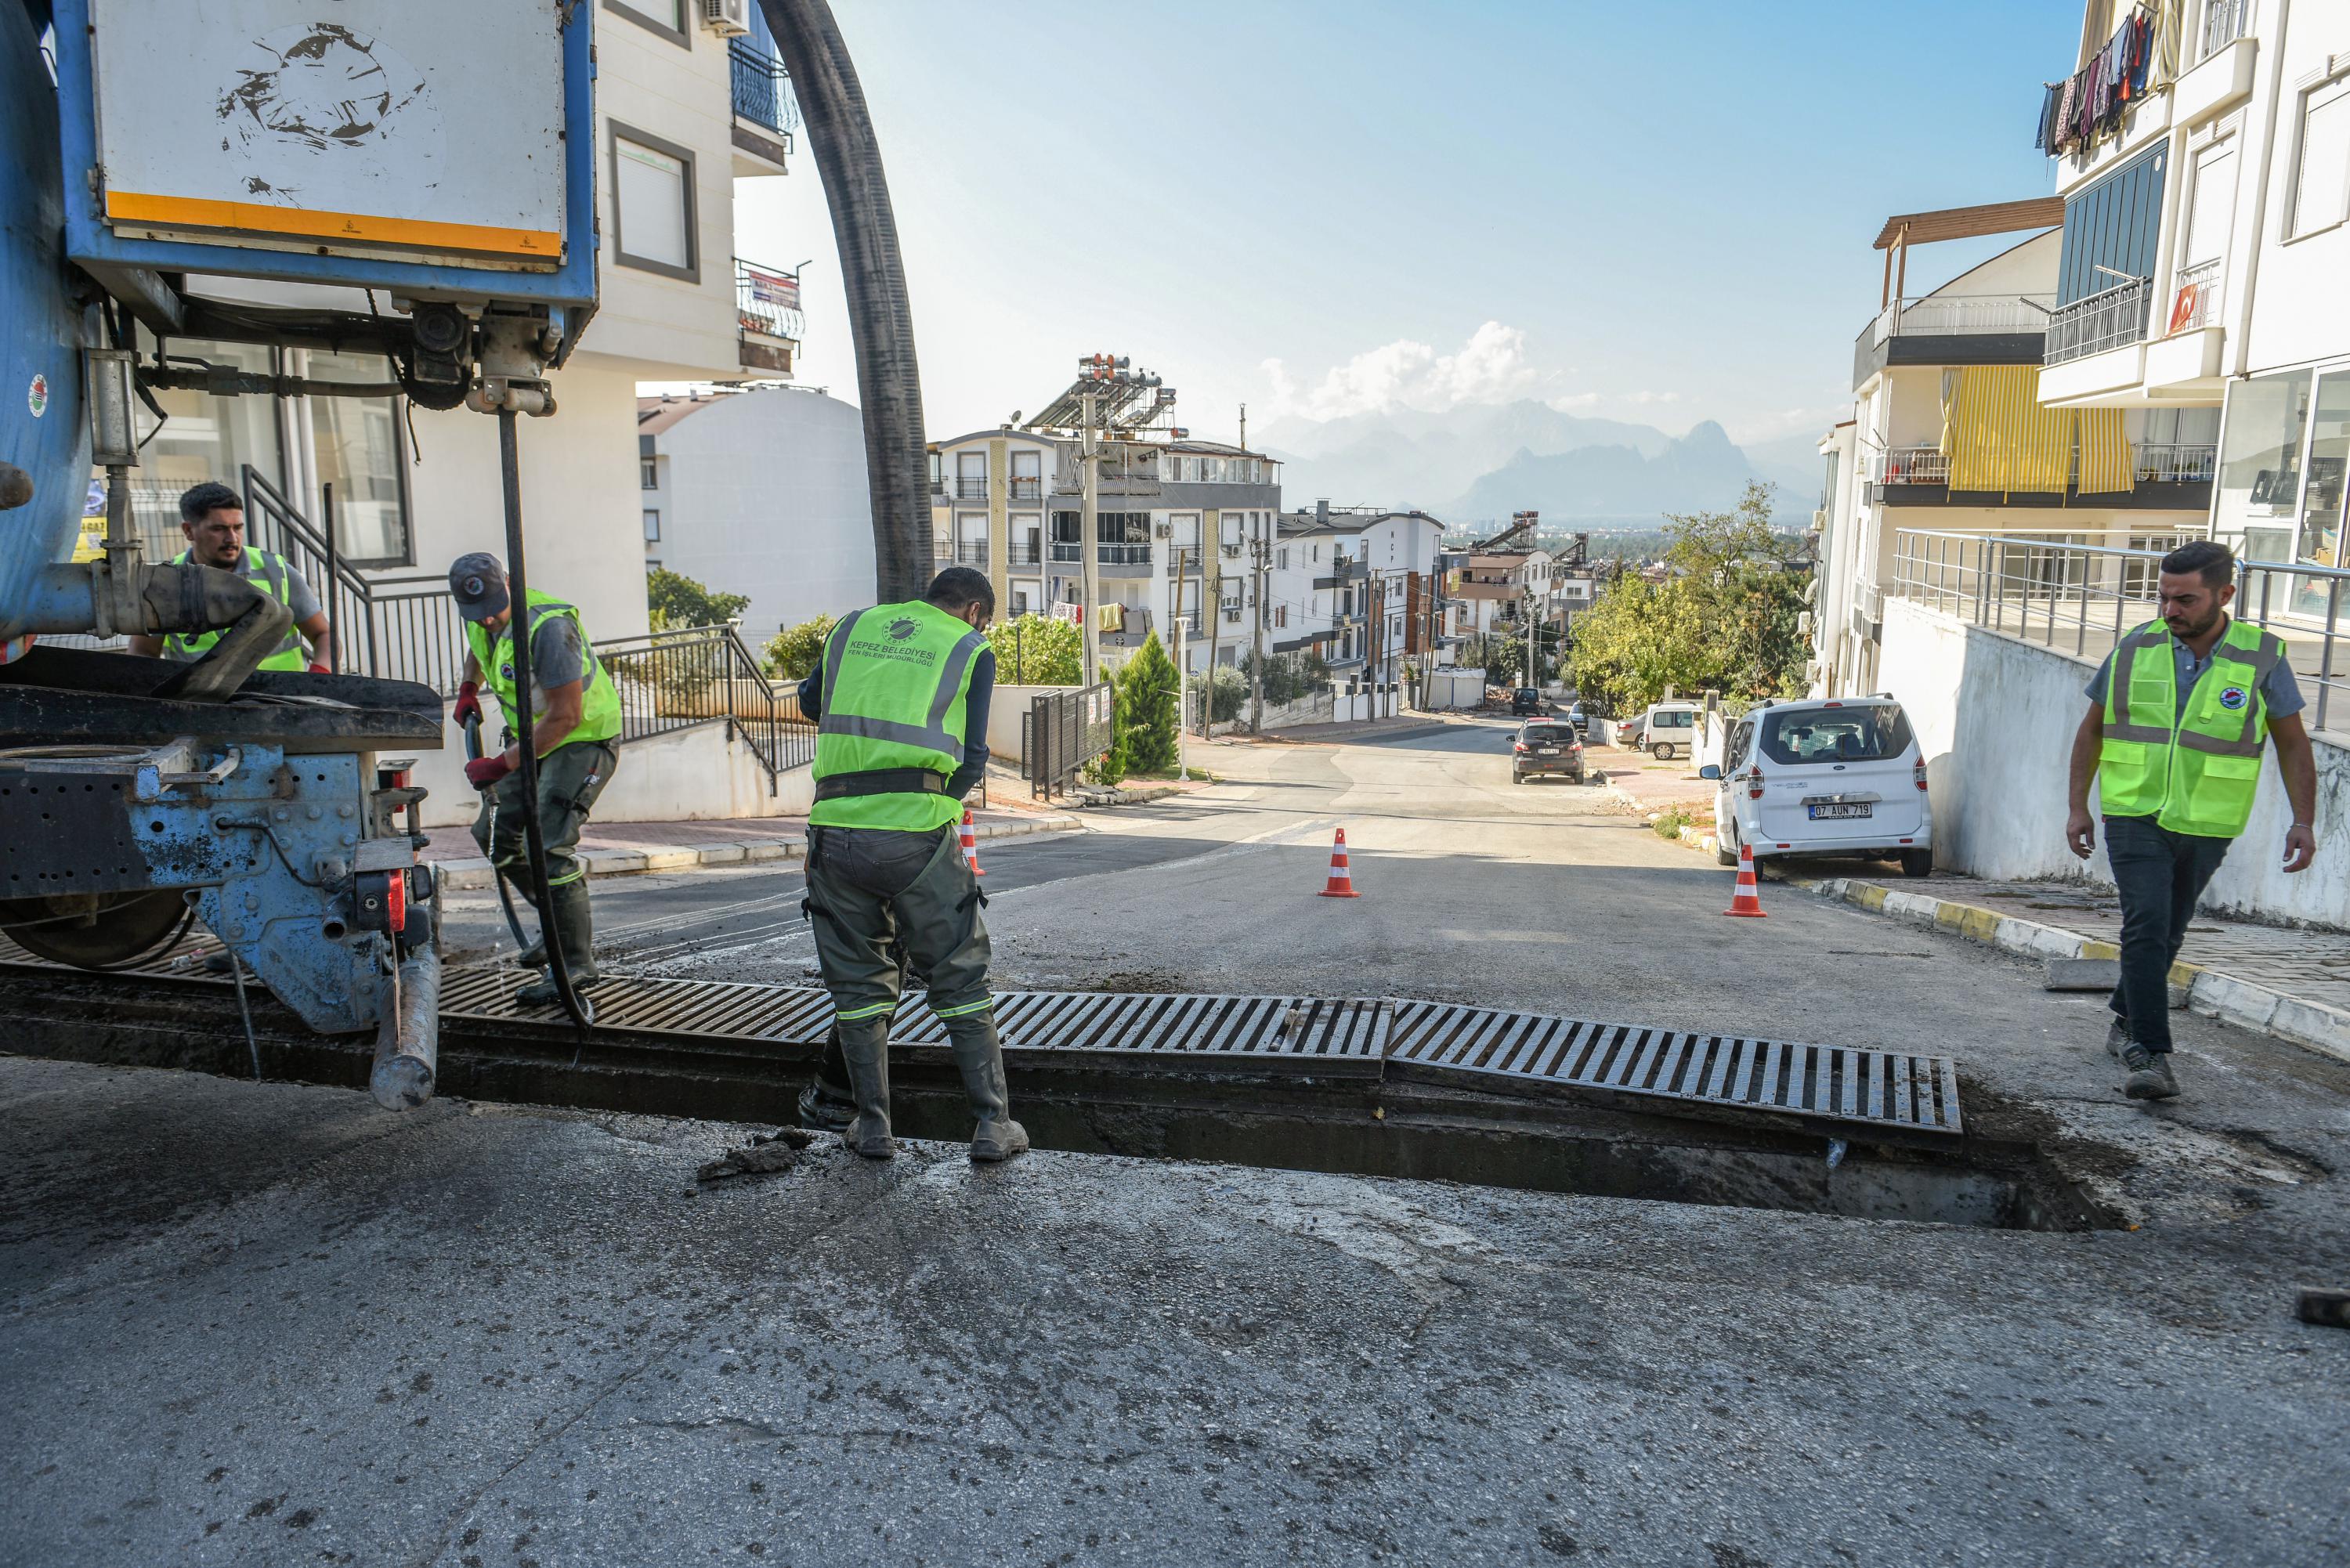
[1048,540,1152,569]
[1869,439,2213,510]
[1008,476,1043,501]
[953,478,989,500]
[2197,0,2250,62]
[954,540,989,567]
[728,39,798,148]
[1007,540,1042,568]
[2044,276,2150,367]
[1851,293,2053,388]
[1101,607,1155,651]
[733,258,801,375]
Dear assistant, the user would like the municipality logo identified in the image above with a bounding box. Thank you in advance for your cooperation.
[2218,685,2248,711]
[887,618,920,641]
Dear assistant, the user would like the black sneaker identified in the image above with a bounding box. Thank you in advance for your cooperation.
[2118,1041,2181,1100]
[2105,1017,2131,1059]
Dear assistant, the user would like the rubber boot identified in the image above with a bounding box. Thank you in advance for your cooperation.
[835,1013,897,1158]
[947,1014,1029,1162]
[796,1026,858,1132]
[515,877,598,1006]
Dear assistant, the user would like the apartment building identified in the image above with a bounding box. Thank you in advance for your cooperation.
[638,386,872,640]
[926,430,1285,674]
[1278,506,1448,688]
[129,0,805,646]
[2034,0,2345,593]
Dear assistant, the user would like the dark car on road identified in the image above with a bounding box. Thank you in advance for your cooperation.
[1512,721,1585,784]
[1565,699,1598,735]
[1510,687,1543,716]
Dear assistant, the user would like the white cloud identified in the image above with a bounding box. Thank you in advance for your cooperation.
[1260,320,1538,421]
[1548,389,1679,413]
[1727,403,1846,443]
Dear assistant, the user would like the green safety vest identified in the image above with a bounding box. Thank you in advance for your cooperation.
[810,599,986,832]
[164,547,309,670]
[2098,616,2284,839]
[463,588,623,750]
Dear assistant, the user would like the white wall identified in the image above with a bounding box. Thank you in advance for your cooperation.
[649,388,874,641]
[410,711,811,830]
[2232,5,2350,378]
[1878,595,2348,926]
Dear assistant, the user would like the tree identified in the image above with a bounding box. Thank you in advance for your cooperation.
[761,614,835,680]
[1116,633,1182,775]
[986,613,1082,686]
[1567,481,1809,714]
[646,569,750,632]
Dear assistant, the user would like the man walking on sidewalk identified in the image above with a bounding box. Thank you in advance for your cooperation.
[793,566,1025,1162]
[2066,541,2319,1100]
[449,552,623,1008]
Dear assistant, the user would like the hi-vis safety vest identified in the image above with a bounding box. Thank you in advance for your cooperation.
[810,599,987,833]
[2099,617,2285,839]
[462,589,623,750]
[164,547,309,670]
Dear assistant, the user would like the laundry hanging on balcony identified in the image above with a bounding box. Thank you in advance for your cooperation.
[2034,6,2166,157]
[1940,366,2075,497]
[2077,409,2137,496]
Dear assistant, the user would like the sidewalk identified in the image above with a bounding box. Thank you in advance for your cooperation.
[423,804,1079,891]
[1600,744,2350,1064]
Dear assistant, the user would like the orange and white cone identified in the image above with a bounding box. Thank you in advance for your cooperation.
[1723,842,1767,918]
[1318,827,1361,898]
[960,807,986,876]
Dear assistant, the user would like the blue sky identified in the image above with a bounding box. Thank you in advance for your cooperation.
[734,0,2079,453]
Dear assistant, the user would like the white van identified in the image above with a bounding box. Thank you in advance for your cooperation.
[1636,701,1701,761]
[1702,695,1932,876]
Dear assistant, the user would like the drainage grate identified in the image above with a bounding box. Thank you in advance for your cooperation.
[1386,1000,1961,1136]
[895,991,1388,1068]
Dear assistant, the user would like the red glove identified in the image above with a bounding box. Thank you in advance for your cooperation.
[308,662,331,674]
[452,681,483,726]
[464,753,513,790]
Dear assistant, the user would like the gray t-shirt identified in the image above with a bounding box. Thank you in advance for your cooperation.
[2084,623,2305,722]
[528,612,586,690]
[279,561,323,624]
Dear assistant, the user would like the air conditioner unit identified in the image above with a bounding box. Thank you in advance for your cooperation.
[1153,521,1171,538]
[702,0,751,37]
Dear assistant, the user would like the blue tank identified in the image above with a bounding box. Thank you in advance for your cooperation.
[0,0,90,641]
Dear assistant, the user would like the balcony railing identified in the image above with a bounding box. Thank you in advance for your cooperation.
[1877,446,1951,486]
[2165,258,2223,335]
[2198,0,2251,62]
[954,540,989,566]
[728,40,800,138]
[1890,528,2344,736]
[2046,278,2152,365]
[1857,293,2058,352]
[2136,442,2218,482]
[1050,542,1080,563]
[1007,540,1042,567]
[1047,541,1150,565]
[734,256,803,345]
[1008,476,1042,500]
[952,478,988,500]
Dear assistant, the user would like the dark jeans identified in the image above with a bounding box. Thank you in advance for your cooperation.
[2103,814,2231,1053]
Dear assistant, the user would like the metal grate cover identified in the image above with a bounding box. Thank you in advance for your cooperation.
[1386,1000,1961,1136]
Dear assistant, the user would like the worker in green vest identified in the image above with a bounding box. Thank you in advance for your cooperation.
[2066,540,2318,1101]
[794,565,1025,1162]
[449,551,624,1008]
[127,480,334,672]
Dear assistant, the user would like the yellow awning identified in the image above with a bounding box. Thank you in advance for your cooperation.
[2078,407,2136,495]
[1941,366,2074,495]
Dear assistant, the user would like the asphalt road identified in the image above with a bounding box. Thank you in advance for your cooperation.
[6,718,2347,1566]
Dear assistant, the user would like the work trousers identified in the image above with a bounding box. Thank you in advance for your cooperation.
[471,739,619,894]
[2103,813,2232,1053]
[804,822,992,1025]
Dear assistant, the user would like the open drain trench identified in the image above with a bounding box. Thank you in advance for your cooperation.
[0,948,2106,1230]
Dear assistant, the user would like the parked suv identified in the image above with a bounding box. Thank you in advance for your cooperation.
[1702,695,1932,876]
[1510,687,1544,716]
[1512,721,1585,784]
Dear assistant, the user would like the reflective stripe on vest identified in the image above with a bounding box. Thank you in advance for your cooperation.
[809,601,986,832]
[2097,617,2280,838]
[461,589,624,750]
[163,547,308,670]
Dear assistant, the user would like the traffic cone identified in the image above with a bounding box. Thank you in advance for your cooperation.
[960,807,986,876]
[1318,827,1361,898]
[1723,842,1767,918]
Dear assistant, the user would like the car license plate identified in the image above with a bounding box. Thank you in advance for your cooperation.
[1807,802,1872,820]
[1536,746,1558,753]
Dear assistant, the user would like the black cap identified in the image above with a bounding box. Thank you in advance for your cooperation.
[449,552,510,621]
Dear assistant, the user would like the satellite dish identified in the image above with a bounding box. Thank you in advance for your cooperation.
[1008,410,1023,426]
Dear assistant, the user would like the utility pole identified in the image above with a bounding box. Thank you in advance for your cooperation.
[1079,386,1100,677]
[1249,526,1269,732]
[1170,544,1188,728]
[1524,583,1538,692]
[1365,567,1382,723]
[1202,539,1222,738]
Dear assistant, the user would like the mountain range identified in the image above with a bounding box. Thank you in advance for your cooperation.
[1256,400,1819,529]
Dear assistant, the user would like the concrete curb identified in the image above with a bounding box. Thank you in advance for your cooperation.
[433,815,1080,893]
[1786,872,2350,1066]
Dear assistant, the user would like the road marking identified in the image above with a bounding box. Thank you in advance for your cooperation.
[1431,930,1579,945]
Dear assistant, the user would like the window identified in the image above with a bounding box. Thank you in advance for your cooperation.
[2294,373,2349,616]
[603,0,689,48]
[643,509,661,542]
[2215,370,2311,539]
[307,349,410,566]
[2182,139,2236,264]
[1726,721,1754,772]
[645,558,662,572]
[1278,547,1289,570]
[2291,76,2350,238]
[1759,704,1914,766]
[611,125,697,281]
[641,457,660,490]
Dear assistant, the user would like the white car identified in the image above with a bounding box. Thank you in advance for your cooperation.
[1701,695,1932,877]
[1636,701,1700,761]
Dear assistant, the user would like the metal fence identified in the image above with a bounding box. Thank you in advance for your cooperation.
[2199,0,2250,60]
[1889,528,2345,735]
[727,39,799,136]
[1021,683,1115,799]
[2167,258,2222,334]
[2045,278,2151,365]
[593,624,814,790]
